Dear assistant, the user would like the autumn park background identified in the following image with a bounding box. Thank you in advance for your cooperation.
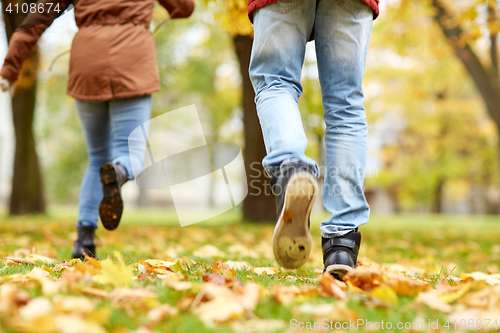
[0,0,500,332]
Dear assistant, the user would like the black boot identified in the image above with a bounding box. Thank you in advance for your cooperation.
[322,229,361,280]
[99,163,127,230]
[72,223,97,259]
[270,162,318,269]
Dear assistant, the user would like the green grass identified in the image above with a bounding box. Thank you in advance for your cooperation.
[0,208,499,332]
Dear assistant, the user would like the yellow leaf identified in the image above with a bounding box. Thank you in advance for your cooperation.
[192,282,261,326]
[211,261,236,279]
[439,282,471,303]
[462,272,500,286]
[108,288,158,311]
[211,0,254,36]
[93,251,132,288]
[346,281,365,294]
[369,286,399,306]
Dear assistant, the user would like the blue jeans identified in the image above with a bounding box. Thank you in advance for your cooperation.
[75,96,152,228]
[249,0,373,237]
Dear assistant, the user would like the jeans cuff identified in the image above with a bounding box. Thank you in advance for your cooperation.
[321,229,354,238]
[76,221,98,229]
[264,158,319,178]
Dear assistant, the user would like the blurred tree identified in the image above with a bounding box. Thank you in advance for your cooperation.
[364,0,499,212]
[1,0,45,214]
[39,71,86,203]
[430,0,500,164]
[205,0,275,222]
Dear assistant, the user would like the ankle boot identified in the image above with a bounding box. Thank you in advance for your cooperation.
[72,223,97,259]
[99,162,128,230]
[322,229,361,280]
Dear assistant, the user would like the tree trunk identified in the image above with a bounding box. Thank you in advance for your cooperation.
[488,4,499,86]
[232,35,275,222]
[2,1,45,214]
[432,178,445,213]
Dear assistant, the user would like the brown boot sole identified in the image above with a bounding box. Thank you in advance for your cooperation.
[272,172,317,269]
[99,164,123,231]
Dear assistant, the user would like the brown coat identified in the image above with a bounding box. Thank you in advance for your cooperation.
[0,0,194,101]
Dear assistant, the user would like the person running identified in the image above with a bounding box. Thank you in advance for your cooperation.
[0,0,194,259]
[248,0,378,278]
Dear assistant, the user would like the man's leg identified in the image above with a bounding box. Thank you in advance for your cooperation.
[249,0,318,176]
[249,1,318,269]
[315,0,373,277]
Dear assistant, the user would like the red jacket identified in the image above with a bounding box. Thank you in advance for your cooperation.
[248,0,379,20]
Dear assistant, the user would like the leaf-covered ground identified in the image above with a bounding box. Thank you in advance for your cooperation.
[1,208,499,332]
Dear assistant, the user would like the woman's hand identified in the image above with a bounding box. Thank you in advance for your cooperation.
[0,76,15,96]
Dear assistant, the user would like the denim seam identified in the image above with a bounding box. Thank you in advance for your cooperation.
[334,0,372,19]
[265,0,307,14]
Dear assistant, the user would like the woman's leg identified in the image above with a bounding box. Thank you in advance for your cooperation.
[75,100,112,228]
[109,96,152,179]
[97,96,152,230]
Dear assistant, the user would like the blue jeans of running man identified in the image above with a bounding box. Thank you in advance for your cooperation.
[75,96,152,229]
[249,0,373,238]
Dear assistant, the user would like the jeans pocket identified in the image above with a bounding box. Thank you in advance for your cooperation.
[335,0,373,19]
[265,0,307,14]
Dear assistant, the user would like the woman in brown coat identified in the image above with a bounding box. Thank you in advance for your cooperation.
[0,0,194,259]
